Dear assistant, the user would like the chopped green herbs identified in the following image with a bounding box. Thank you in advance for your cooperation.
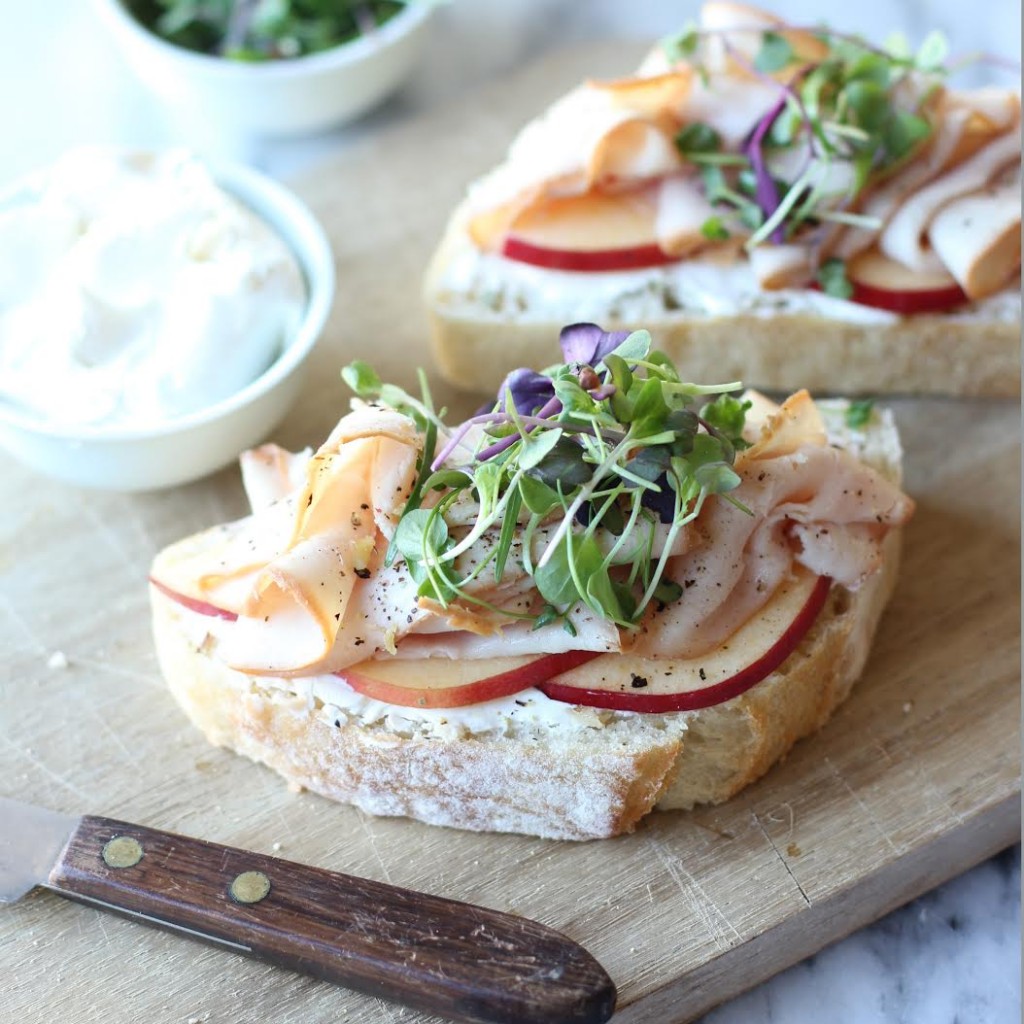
[845,399,876,429]
[816,258,855,299]
[753,32,795,74]
[675,122,723,157]
[342,327,752,633]
[700,215,731,241]
[126,0,409,61]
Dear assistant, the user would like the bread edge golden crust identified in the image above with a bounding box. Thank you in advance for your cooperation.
[149,532,900,840]
[422,217,1020,399]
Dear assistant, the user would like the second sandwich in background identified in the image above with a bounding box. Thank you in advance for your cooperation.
[425,2,1021,397]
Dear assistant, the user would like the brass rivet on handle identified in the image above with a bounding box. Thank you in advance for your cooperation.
[102,836,144,869]
[230,870,271,905]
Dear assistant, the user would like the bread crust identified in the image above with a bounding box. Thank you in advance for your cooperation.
[423,217,1020,398]
[149,532,899,839]
[427,307,1019,398]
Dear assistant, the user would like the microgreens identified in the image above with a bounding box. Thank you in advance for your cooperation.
[342,325,752,634]
[663,20,962,253]
[128,0,410,61]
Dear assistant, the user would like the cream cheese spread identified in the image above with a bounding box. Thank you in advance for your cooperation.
[437,237,1021,326]
[0,148,307,429]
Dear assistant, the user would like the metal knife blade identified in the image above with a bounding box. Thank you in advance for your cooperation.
[0,795,616,1024]
[0,796,78,903]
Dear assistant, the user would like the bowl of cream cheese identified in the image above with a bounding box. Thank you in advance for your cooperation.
[0,147,334,490]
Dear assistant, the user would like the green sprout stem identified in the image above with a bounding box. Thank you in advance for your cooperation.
[535,433,636,571]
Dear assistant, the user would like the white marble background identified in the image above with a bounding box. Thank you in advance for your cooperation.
[2,0,1020,1021]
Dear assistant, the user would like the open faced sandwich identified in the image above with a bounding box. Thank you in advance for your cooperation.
[425,2,1021,397]
[150,325,914,839]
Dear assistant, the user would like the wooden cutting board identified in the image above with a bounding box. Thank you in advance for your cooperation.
[1,45,1019,1024]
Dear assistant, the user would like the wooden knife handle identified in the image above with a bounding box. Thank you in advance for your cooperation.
[45,816,616,1024]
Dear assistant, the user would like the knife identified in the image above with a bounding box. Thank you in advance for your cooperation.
[0,796,616,1024]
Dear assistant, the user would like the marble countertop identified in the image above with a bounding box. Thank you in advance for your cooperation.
[3,1,1020,1022]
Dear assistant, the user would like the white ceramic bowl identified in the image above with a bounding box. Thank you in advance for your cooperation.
[91,0,433,137]
[0,158,334,491]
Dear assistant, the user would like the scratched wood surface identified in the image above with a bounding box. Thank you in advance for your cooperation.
[1,45,1020,1024]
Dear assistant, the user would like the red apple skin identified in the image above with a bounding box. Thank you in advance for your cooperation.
[841,248,969,314]
[149,577,238,620]
[336,650,602,710]
[809,278,968,314]
[151,574,833,715]
[539,576,832,713]
[847,281,968,315]
[502,236,680,272]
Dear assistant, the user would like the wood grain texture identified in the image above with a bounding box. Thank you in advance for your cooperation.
[45,816,615,1024]
[0,44,1019,1024]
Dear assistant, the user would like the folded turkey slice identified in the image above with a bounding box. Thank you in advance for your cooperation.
[928,167,1022,299]
[879,127,1021,274]
[628,392,914,659]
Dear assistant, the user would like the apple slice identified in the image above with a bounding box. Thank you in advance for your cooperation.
[335,650,601,710]
[846,247,968,314]
[150,578,238,620]
[502,237,677,272]
[539,572,831,713]
[502,190,677,272]
[152,572,830,715]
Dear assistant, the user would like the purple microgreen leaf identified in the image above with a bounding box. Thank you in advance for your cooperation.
[559,323,632,366]
[497,367,556,416]
[746,96,788,244]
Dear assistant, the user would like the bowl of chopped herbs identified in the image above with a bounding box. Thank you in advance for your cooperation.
[93,0,434,135]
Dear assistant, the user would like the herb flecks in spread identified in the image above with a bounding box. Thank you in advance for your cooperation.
[344,324,750,633]
[465,3,1021,308]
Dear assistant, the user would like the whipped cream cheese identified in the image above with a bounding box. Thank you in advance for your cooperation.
[0,148,307,429]
[306,675,619,743]
[437,238,1021,326]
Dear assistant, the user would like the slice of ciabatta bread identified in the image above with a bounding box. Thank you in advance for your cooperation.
[150,402,905,841]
